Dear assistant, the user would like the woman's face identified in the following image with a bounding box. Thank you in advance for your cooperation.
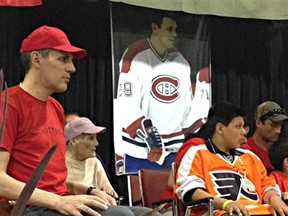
[221,116,247,150]
[72,134,98,160]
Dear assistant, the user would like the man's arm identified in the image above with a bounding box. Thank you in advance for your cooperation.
[0,150,34,201]
[0,149,108,215]
[263,190,288,215]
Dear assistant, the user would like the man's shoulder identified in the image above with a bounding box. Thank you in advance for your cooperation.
[120,38,150,73]
[241,137,254,149]
[269,170,283,178]
[7,85,20,94]
[127,38,149,53]
[48,96,64,112]
[5,85,24,104]
[176,137,205,162]
[184,137,206,146]
[48,95,61,105]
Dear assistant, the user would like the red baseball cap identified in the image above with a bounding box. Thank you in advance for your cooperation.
[20,25,86,59]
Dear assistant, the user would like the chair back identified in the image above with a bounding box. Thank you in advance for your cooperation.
[172,162,186,216]
[0,200,12,216]
[138,169,170,208]
[127,174,143,206]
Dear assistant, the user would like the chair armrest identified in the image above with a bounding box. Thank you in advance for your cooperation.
[116,196,125,205]
[185,197,214,206]
[152,198,174,206]
[184,197,214,216]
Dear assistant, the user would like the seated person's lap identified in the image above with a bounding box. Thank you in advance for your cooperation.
[23,205,161,216]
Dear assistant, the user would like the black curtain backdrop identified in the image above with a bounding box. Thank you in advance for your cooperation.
[1,0,288,202]
[211,17,288,135]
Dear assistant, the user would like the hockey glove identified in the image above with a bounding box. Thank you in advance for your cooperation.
[136,119,164,162]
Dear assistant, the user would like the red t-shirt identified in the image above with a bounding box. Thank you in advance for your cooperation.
[242,137,273,170]
[0,86,68,195]
[269,170,288,192]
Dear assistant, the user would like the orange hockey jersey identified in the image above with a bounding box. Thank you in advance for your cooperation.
[175,139,280,216]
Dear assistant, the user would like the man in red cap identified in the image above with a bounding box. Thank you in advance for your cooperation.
[0,25,160,216]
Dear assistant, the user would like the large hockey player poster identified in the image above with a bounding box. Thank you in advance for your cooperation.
[111,2,211,175]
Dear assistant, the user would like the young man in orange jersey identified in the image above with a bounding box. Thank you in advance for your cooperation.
[176,101,288,216]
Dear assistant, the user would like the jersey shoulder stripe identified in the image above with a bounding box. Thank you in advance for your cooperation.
[121,39,150,73]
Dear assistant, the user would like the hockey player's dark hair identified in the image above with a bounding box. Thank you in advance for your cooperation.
[151,10,176,28]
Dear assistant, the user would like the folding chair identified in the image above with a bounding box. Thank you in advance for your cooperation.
[127,174,143,206]
[138,169,171,208]
[172,162,214,216]
[0,200,12,216]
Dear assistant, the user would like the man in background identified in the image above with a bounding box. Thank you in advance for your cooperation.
[242,101,288,171]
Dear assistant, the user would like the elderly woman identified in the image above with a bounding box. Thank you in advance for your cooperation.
[65,117,162,216]
[65,117,116,197]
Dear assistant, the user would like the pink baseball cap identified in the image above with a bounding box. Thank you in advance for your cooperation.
[65,117,106,141]
[20,25,86,59]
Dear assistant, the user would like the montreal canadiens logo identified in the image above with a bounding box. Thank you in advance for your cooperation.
[151,75,179,103]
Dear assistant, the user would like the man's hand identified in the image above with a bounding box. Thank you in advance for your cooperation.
[136,119,164,162]
[269,194,288,216]
[55,194,108,216]
[222,200,249,216]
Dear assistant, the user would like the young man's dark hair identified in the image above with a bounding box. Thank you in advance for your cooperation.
[184,101,247,141]
[203,101,247,139]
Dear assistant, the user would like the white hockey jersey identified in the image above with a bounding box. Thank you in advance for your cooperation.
[115,38,210,159]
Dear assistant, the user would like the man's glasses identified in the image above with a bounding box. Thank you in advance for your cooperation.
[259,108,286,122]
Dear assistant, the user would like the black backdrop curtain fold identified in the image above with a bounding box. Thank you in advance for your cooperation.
[1,0,288,201]
[211,17,288,134]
